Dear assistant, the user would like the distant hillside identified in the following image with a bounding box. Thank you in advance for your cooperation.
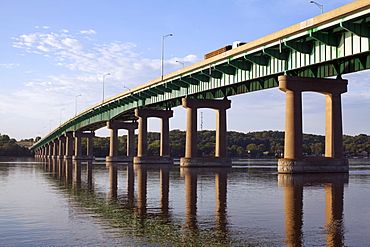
[0,134,33,156]
[88,130,370,158]
[2,131,369,158]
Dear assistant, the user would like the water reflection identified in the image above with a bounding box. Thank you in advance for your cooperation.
[28,157,365,246]
[36,158,235,245]
[279,173,348,247]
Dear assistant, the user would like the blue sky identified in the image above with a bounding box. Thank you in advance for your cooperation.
[1,0,369,140]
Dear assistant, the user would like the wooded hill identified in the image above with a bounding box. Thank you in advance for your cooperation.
[1,131,369,158]
[89,130,370,158]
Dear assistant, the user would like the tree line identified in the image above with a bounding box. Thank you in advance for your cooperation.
[1,131,370,158]
[86,130,370,158]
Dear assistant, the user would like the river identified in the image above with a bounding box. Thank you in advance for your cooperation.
[0,157,369,246]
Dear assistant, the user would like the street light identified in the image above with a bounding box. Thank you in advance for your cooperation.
[75,94,81,116]
[60,108,65,125]
[49,119,53,132]
[161,34,173,80]
[176,60,184,68]
[310,1,323,14]
[102,73,110,103]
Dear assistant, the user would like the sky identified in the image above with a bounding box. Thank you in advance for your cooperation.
[1,0,369,141]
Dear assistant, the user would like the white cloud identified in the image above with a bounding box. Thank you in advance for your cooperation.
[80,29,96,35]
[0,63,20,69]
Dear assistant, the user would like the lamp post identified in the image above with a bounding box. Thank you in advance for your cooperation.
[161,34,173,80]
[310,1,323,14]
[60,108,65,125]
[102,73,110,103]
[49,119,53,132]
[42,126,46,137]
[176,60,184,68]
[75,94,81,116]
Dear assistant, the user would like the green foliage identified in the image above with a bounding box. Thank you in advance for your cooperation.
[7,130,369,158]
[0,134,32,156]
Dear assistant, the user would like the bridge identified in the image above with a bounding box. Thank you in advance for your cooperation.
[31,0,370,173]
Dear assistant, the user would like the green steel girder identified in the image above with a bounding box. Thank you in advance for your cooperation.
[200,69,223,79]
[179,76,199,85]
[341,20,370,37]
[228,58,252,70]
[155,84,172,93]
[263,48,290,60]
[214,64,237,75]
[148,87,164,95]
[129,94,144,100]
[284,39,313,54]
[309,30,339,46]
[139,90,155,97]
[172,79,189,88]
[190,73,210,82]
[244,54,270,66]
[166,82,181,90]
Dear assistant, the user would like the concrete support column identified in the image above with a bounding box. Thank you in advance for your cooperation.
[283,90,303,159]
[325,93,344,159]
[64,132,73,160]
[58,136,66,159]
[216,108,228,158]
[185,106,198,158]
[41,146,46,158]
[48,142,52,158]
[109,125,119,157]
[87,136,94,157]
[137,115,148,157]
[74,132,83,158]
[160,116,171,157]
[127,127,136,157]
[52,140,59,158]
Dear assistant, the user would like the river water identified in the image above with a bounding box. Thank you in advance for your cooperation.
[0,157,369,246]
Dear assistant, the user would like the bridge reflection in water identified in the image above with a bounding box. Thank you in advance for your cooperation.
[279,173,347,247]
[39,158,348,246]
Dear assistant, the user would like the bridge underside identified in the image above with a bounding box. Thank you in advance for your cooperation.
[32,0,370,151]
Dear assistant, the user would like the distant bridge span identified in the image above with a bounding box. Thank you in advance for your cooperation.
[32,0,370,172]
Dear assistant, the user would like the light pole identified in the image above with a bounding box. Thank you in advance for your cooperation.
[75,94,81,116]
[42,126,46,137]
[161,34,173,80]
[49,119,53,132]
[310,1,323,14]
[102,73,110,103]
[176,60,184,68]
[60,108,65,125]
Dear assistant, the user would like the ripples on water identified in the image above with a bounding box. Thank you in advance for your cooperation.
[0,157,369,246]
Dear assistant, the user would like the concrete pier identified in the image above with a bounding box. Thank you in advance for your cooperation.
[64,132,74,160]
[106,121,138,162]
[278,76,349,173]
[133,109,173,164]
[180,98,232,167]
[72,131,95,160]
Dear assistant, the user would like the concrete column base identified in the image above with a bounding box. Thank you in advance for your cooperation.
[72,155,94,161]
[133,156,174,164]
[278,158,349,174]
[106,156,133,162]
[180,157,232,167]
